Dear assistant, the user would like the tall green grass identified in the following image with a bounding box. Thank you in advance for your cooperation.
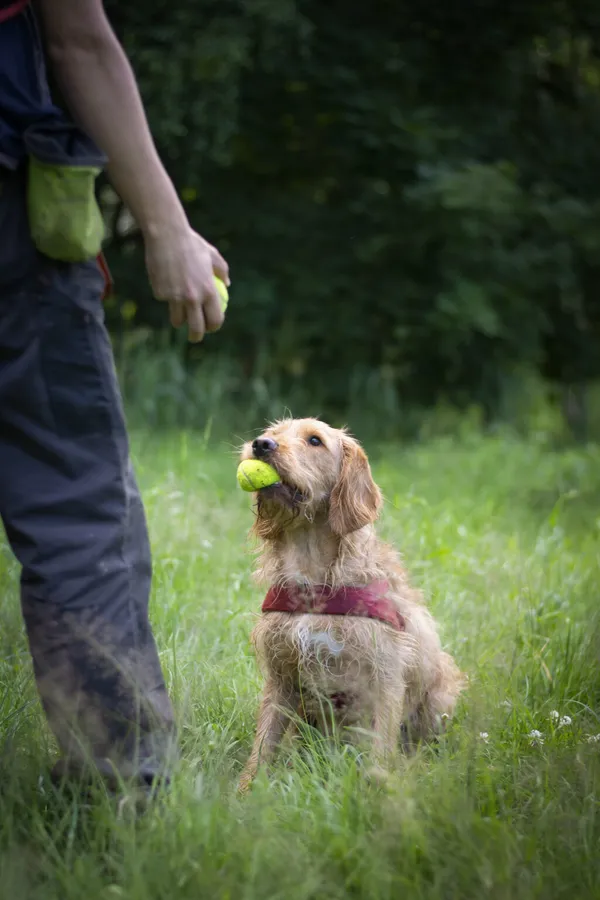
[0,428,598,899]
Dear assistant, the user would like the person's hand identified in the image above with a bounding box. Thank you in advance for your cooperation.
[144,227,230,343]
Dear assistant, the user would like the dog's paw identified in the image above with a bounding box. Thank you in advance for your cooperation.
[363,764,391,788]
[237,774,253,796]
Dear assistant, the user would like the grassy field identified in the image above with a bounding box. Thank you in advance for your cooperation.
[0,428,599,900]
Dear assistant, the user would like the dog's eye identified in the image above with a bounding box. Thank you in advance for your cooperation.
[308,436,322,447]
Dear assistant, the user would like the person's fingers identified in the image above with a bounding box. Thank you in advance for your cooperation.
[186,298,206,343]
[169,299,186,328]
[203,279,225,333]
[209,244,230,286]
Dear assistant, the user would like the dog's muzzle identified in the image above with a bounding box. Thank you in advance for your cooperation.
[252,437,278,459]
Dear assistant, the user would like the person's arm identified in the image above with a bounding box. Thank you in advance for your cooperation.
[37,0,229,342]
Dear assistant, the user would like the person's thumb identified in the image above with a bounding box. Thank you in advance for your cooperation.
[209,244,230,286]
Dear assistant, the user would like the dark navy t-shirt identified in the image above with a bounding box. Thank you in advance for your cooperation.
[0,3,62,168]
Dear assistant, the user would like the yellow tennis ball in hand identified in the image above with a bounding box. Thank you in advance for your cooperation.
[214,276,228,311]
[236,460,280,492]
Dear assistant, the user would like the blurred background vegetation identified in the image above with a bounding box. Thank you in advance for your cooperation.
[99,0,600,440]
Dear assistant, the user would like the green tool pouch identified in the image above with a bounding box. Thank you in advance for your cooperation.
[24,122,107,263]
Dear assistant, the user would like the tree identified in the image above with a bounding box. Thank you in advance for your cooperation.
[100,0,600,423]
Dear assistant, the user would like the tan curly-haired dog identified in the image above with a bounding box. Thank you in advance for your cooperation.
[238,418,464,792]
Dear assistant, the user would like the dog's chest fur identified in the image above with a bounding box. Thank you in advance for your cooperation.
[253,608,405,726]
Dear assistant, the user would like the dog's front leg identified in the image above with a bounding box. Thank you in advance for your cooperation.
[365,685,405,783]
[238,679,298,794]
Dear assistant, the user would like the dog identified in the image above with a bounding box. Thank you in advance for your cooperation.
[238,418,464,792]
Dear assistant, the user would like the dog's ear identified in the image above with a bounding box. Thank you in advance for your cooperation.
[328,438,382,535]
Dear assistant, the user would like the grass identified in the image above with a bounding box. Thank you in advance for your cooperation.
[0,426,599,899]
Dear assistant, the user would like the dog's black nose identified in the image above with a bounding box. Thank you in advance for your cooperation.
[252,437,278,458]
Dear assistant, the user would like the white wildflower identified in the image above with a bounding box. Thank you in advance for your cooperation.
[559,715,572,727]
[529,729,544,745]
[549,710,559,721]
[479,732,489,743]
[586,734,600,744]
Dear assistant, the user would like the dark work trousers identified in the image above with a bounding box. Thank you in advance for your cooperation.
[0,165,176,785]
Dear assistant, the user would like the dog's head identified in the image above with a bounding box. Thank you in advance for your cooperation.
[240,418,382,540]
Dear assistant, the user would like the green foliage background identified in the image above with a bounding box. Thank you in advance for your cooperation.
[102,0,600,424]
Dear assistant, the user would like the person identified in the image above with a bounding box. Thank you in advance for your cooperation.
[0,0,229,788]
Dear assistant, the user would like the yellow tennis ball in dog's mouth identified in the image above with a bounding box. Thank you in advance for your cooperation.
[236,460,280,492]
[214,276,228,311]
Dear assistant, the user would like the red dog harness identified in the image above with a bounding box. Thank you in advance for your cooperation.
[0,0,30,23]
[262,580,405,632]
